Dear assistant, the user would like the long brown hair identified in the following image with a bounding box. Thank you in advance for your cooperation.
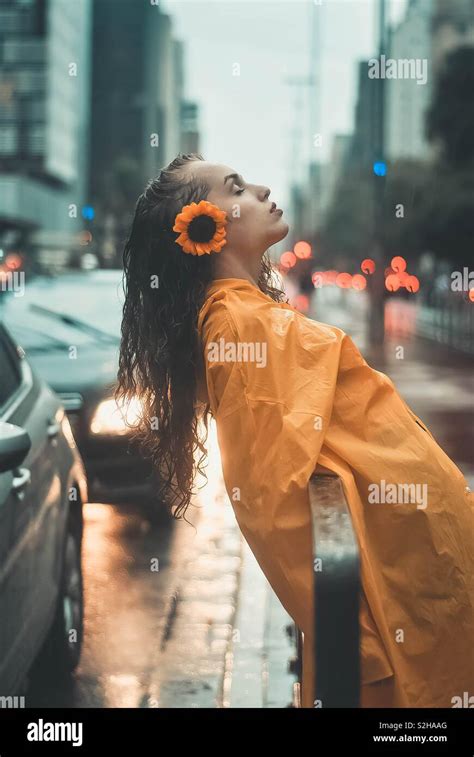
[116,152,287,522]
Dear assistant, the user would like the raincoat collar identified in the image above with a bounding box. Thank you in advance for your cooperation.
[204,277,291,309]
[205,277,261,296]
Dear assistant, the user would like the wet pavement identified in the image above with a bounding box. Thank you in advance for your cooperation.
[26,420,295,708]
[27,433,237,707]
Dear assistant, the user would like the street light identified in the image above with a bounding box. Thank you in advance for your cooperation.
[368,0,388,349]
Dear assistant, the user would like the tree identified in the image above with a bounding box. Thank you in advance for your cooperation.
[426,46,474,169]
[382,159,428,258]
[419,44,474,265]
[321,169,373,263]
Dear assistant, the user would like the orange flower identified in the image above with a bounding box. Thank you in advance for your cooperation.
[173,200,227,256]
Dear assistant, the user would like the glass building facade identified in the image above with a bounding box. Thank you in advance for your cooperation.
[0,0,92,246]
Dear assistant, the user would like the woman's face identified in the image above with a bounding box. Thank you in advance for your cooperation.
[181,161,289,256]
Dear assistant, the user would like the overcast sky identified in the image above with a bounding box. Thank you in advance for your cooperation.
[163,0,408,210]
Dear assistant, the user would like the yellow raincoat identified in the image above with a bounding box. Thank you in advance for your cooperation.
[197,277,474,708]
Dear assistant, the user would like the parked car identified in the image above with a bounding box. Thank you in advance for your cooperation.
[0,270,160,512]
[0,322,87,694]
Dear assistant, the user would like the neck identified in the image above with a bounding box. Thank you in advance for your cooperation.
[213,250,263,288]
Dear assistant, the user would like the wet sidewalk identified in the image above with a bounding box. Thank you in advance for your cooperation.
[224,540,295,708]
[154,423,295,708]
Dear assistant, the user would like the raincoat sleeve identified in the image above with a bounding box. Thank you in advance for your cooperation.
[199,295,344,639]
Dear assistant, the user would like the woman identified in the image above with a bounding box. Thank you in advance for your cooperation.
[117,152,474,709]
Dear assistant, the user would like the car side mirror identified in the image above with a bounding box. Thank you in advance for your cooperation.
[0,421,31,474]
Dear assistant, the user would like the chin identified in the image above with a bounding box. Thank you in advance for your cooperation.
[271,219,289,244]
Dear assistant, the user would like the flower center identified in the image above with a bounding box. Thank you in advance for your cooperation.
[187,214,217,242]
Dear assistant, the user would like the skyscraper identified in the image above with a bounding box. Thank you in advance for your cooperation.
[0,0,92,262]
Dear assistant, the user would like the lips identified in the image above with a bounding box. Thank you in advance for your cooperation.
[270,202,282,214]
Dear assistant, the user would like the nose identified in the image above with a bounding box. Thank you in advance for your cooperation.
[259,185,270,202]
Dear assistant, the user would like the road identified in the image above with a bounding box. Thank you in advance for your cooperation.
[26,422,246,708]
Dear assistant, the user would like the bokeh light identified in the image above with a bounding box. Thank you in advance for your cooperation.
[5,252,22,270]
[293,294,309,312]
[361,258,376,275]
[385,274,401,292]
[406,275,420,293]
[351,274,367,290]
[293,241,312,259]
[335,272,352,289]
[79,230,93,246]
[82,205,95,221]
[324,270,338,284]
[312,271,324,288]
[373,161,387,176]
[280,251,297,268]
[391,256,407,273]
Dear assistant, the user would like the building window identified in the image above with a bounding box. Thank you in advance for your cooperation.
[28,124,44,154]
[0,125,18,154]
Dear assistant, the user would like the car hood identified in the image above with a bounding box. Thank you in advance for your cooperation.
[25,342,119,394]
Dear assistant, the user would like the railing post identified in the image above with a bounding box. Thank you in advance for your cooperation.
[309,473,361,707]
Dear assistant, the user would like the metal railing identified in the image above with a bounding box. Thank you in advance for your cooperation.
[417,294,474,354]
[289,473,360,707]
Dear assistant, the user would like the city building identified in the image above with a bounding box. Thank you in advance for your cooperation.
[0,0,92,266]
[89,0,200,265]
[89,2,185,203]
[384,0,433,161]
[384,0,474,162]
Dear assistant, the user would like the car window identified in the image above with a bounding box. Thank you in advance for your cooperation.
[0,275,124,344]
[1,314,97,352]
[43,281,123,336]
[0,331,21,409]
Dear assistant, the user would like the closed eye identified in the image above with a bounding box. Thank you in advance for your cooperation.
[235,187,245,195]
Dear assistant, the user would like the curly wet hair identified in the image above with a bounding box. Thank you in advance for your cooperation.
[116,152,288,523]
